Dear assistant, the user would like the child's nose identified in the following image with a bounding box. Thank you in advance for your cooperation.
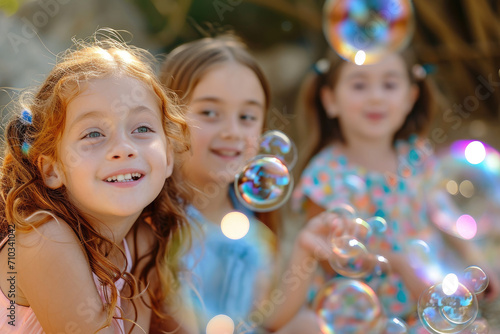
[220,117,242,140]
[369,86,385,101]
[107,133,138,160]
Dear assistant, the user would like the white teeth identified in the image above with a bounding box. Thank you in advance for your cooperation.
[105,173,142,182]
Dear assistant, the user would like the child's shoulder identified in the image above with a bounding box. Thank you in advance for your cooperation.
[16,211,81,248]
[304,143,346,172]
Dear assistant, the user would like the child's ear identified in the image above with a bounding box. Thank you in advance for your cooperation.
[38,155,65,189]
[165,144,174,179]
[320,86,339,118]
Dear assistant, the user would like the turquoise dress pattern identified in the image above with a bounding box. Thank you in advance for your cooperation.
[181,188,275,333]
[292,136,461,321]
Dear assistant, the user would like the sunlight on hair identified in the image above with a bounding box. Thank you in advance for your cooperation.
[465,141,486,165]
[95,48,114,62]
[354,50,366,65]
[113,48,135,64]
[221,212,250,240]
[442,273,459,296]
[206,314,234,334]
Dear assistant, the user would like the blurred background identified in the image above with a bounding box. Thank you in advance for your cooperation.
[1,0,499,149]
[1,0,500,328]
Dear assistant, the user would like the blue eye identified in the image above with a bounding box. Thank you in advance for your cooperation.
[83,131,103,139]
[134,126,153,133]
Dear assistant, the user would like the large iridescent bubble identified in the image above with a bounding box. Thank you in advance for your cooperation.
[234,155,293,212]
[313,278,385,334]
[258,130,298,170]
[429,140,500,239]
[418,281,477,333]
[417,266,490,334]
[323,0,415,65]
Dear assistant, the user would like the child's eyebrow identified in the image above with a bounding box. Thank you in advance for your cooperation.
[69,106,158,129]
[345,70,405,80]
[191,96,264,108]
[383,71,405,78]
[69,110,102,129]
[346,72,368,80]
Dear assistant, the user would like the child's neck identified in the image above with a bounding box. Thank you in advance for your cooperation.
[341,136,398,174]
[86,213,140,261]
[195,183,235,224]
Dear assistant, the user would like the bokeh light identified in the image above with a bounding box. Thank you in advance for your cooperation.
[464,141,486,165]
[206,314,234,334]
[442,274,459,296]
[323,0,415,64]
[455,215,477,240]
[220,212,250,240]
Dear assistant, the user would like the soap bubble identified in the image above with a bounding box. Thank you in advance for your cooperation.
[323,0,415,64]
[313,278,384,334]
[418,281,478,333]
[234,155,293,212]
[462,266,489,294]
[429,140,500,239]
[258,130,298,170]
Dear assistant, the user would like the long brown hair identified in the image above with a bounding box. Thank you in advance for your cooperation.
[0,30,190,331]
[295,49,437,175]
[159,34,281,236]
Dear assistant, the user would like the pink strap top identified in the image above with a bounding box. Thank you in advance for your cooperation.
[0,212,133,334]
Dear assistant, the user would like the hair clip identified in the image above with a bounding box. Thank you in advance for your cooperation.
[21,109,32,125]
[313,58,331,75]
[21,141,31,156]
[412,64,427,80]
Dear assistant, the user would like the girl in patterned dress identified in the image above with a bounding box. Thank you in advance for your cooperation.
[292,51,500,330]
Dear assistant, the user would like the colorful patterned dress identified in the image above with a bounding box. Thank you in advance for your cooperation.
[292,136,461,324]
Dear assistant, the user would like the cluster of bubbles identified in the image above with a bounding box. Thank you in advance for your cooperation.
[313,278,409,334]
[429,140,500,240]
[418,266,490,334]
[234,130,297,212]
[323,0,415,65]
[327,204,389,279]
[313,204,411,333]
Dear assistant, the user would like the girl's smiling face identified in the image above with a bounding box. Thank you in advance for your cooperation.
[321,53,418,143]
[183,62,266,188]
[43,75,173,223]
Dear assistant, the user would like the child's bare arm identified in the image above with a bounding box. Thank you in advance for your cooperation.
[17,219,117,333]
